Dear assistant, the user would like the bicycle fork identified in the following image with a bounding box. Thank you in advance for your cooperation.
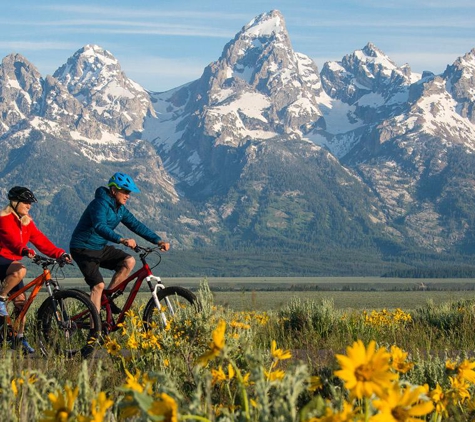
[46,282,71,334]
[146,275,174,327]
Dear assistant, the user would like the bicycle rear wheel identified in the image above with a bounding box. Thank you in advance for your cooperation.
[143,286,197,330]
[36,289,101,357]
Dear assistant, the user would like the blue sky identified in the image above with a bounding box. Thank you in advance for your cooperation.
[1,0,474,92]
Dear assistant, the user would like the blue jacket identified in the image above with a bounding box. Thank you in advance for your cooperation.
[70,186,161,250]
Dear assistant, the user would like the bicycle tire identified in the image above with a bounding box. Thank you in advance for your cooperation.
[36,289,101,357]
[142,286,197,330]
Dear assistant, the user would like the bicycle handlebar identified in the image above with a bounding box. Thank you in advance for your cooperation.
[32,255,72,268]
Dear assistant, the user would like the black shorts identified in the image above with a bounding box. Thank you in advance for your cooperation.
[70,245,131,288]
[0,256,25,294]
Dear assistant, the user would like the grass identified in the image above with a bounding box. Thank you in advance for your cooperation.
[34,276,475,311]
[4,281,475,420]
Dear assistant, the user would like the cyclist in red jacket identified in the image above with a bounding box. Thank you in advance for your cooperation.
[0,186,71,353]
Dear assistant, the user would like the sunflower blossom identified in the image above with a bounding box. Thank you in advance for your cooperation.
[430,384,448,418]
[40,385,79,422]
[197,320,226,365]
[271,340,292,361]
[448,376,470,403]
[148,393,178,422]
[104,338,121,356]
[390,345,414,374]
[78,391,114,422]
[123,369,144,393]
[307,401,355,422]
[456,359,475,383]
[371,383,434,421]
[265,369,285,381]
[335,340,397,399]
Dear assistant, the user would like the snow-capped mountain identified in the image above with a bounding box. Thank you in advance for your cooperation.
[1,9,475,274]
[144,10,326,195]
[54,44,155,138]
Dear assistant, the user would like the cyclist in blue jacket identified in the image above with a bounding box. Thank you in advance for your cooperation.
[70,172,169,313]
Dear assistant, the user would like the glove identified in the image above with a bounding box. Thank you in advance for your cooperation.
[21,248,35,257]
[61,253,72,263]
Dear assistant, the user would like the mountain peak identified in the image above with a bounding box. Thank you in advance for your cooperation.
[74,44,119,66]
[362,42,386,58]
[353,43,397,70]
[243,10,286,39]
[53,44,121,85]
[53,44,153,137]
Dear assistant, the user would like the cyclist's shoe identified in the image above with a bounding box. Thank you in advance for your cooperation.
[0,298,8,317]
[20,337,35,354]
[11,337,35,354]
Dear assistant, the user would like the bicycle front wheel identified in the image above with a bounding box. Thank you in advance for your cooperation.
[143,286,197,330]
[36,289,101,357]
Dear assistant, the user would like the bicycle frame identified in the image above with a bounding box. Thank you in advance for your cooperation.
[101,249,166,329]
[4,264,58,334]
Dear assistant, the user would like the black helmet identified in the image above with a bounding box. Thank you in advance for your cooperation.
[8,186,38,204]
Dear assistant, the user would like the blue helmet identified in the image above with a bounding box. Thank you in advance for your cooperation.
[108,172,140,193]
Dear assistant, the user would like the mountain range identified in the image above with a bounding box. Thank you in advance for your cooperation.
[1,9,475,276]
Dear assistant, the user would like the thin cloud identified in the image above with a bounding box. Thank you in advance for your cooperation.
[0,41,78,51]
[33,19,233,38]
[33,4,250,21]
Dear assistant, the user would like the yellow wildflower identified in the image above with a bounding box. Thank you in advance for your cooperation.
[78,391,114,422]
[265,369,285,381]
[148,393,178,422]
[271,340,292,361]
[211,364,235,385]
[104,338,121,356]
[308,376,323,392]
[371,383,434,421]
[197,320,226,365]
[307,401,355,421]
[40,385,79,422]
[456,359,475,383]
[123,369,144,393]
[390,345,414,374]
[430,384,448,418]
[127,333,139,350]
[12,379,18,397]
[448,376,470,403]
[445,359,457,371]
[211,366,227,384]
[335,340,397,399]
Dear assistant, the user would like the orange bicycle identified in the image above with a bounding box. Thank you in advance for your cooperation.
[0,255,101,356]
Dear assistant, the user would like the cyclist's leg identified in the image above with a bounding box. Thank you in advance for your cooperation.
[99,245,135,290]
[107,255,135,289]
[71,248,107,313]
[12,291,26,333]
[90,282,105,313]
[12,291,34,353]
[0,262,26,297]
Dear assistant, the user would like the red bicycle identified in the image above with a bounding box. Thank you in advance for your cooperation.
[0,255,100,356]
[99,245,197,334]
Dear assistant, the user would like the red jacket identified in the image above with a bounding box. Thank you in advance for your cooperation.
[0,205,65,261]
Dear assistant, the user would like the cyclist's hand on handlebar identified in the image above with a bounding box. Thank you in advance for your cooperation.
[61,253,72,263]
[21,248,36,259]
[121,238,137,249]
[158,241,170,251]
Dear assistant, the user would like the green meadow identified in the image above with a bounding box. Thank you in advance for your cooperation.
[52,276,475,311]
